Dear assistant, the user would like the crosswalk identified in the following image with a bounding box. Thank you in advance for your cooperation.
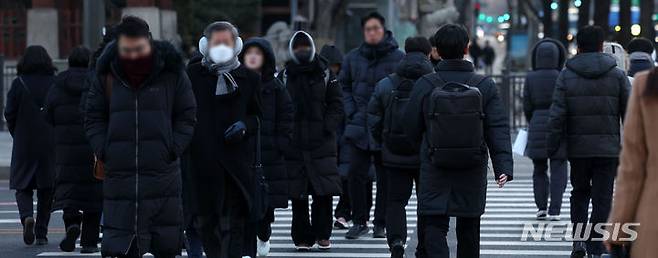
[0,178,585,257]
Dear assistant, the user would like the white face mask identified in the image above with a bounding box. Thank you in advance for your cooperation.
[209,44,234,64]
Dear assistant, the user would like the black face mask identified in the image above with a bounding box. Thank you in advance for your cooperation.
[294,50,313,64]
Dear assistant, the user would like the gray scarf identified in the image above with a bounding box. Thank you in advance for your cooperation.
[201,56,241,95]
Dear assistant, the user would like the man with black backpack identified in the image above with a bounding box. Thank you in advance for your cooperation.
[367,36,434,258]
[403,24,513,258]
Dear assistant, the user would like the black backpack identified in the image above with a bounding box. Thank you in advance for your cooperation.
[382,74,417,155]
[424,73,487,169]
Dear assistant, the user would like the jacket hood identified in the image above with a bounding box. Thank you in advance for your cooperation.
[56,67,89,94]
[629,51,654,63]
[240,37,277,82]
[566,52,617,79]
[603,42,628,72]
[628,52,655,77]
[319,45,343,66]
[359,31,399,60]
[96,40,184,77]
[531,38,566,70]
[396,52,434,80]
[288,31,316,64]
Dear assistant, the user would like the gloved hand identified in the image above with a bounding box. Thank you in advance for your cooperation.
[224,121,247,144]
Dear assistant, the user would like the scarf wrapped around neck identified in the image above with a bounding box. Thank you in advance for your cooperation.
[201,55,241,95]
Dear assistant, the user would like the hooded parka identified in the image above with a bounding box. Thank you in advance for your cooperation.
[281,31,344,199]
[84,40,197,256]
[523,39,567,160]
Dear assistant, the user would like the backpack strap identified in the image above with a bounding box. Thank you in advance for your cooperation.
[465,74,487,87]
[104,73,113,110]
[424,73,447,89]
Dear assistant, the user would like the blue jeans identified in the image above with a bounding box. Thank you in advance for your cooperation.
[185,227,203,258]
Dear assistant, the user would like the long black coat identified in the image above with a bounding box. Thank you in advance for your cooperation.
[339,31,404,151]
[546,53,630,158]
[403,60,514,217]
[46,68,102,212]
[523,39,567,160]
[84,41,196,256]
[281,53,344,199]
[184,57,262,215]
[368,52,435,169]
[5,74,55,190]
[240,38,294,208]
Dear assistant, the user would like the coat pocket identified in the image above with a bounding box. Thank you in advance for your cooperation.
[343,124,365,143]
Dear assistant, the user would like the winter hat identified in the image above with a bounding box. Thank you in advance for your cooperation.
[320,45,343,66]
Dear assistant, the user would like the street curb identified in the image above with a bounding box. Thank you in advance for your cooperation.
[0,167,9,180]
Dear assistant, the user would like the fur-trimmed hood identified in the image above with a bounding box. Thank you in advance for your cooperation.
[95,40,184,77]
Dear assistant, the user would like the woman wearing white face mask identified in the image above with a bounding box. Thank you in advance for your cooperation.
[183,21,263,258]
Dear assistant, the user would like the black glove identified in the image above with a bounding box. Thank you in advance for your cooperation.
[224,121,247,144]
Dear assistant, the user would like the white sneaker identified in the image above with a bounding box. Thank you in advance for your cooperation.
[549,214,561,221]
[242,256,252,258]
[536,210,548,220]
[257,239,271,256]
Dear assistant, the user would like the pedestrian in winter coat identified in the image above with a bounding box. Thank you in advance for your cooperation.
[522,38,568,221]
[238,37,294,257]
[5,45,56,246]
[546,26,630,257]
[603,42,628,73]
[605,68,658,258]
[627,38,655,78]
[403,24,513,258]
[183,21,262,258]
[320,44,352,229]
[339,12,404,239]
[482,40,496,75]
[367,36,434,258]
[84,16,197,258]
[45,46,102,253]
[280,31,344,251]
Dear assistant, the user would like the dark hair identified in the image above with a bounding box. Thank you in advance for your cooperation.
[203,21,238,39]
[115,15,151,39]
[90,25,117,68]
[432,24,469,59]
[361,12,386,28]
[68,46,91,68]
[405,36,432,55]
[576,25,605,53]
[627,38,655,54]
[17,45,56,76]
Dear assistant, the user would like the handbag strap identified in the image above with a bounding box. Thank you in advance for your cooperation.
[254,116,262,167]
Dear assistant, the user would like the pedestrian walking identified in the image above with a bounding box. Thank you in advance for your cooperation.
[482,40,495,75]
[403,24,513,258]
[626,38,655,78]
[45,46,102,253]
[84,16,197,258]
[279,30,344,251]
[546,25,630,258]
[469,38,482,70]
[367,36,434,258]
[5,45,57,247]
[605,68,658,258]
[339,12,404,239]
[184,21,262,258]
[238,37,294,257]
[603,42,628,73]
[319,44,352,230]
[523,38,568,221]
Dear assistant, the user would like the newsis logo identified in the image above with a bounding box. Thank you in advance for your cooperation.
[520,223,639,242]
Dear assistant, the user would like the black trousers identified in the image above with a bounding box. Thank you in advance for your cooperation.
[334,175,352,221]
[348,145,386,226]
[423,215,480,258]
[569,157,618,255]
[16,188,53,239]
[242,207,275,257]
[195,178,248,258]
[532,159,568,215]
[291,193,333,246]
[117,242,176,258]
[62,209,102,247]
[385,167,425,257]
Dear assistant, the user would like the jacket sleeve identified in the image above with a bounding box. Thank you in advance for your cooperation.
[244,76,263,135]
[44,84,58,126]
[275,82,294,149]
[403,78,432,145]
[481,78,514,181]
[83,73,109,161]
[367,79,386,144]
[619,74,631,123]
[324,77,344,133]
[607,76,646,232]
[522,75,533,123]
[4,79,21,136]
[338,54,356,120]
[546,72,567,158]
[171,71,197,157]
